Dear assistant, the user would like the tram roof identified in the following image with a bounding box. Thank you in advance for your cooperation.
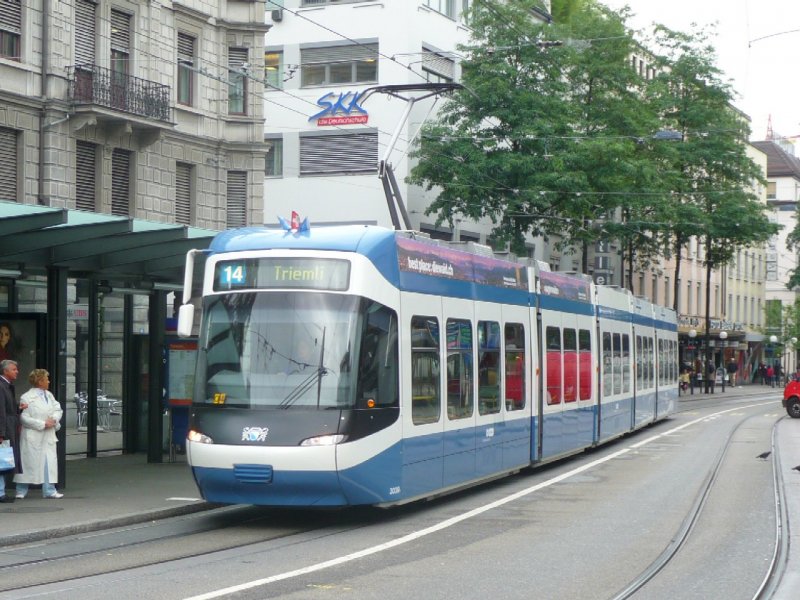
[0,200,217,286]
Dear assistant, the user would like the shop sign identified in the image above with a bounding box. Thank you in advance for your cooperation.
[309,91,368,126]
[67,304,89,320]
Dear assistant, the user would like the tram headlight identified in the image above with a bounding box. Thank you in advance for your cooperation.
[187,429,214,444]
[300,434,346,446]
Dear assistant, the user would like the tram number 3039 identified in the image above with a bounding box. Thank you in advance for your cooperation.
[389,486,401,496]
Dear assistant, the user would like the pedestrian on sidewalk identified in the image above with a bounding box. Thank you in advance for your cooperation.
[767,364,775,387]
[14,369,63,499]
[726,358,739,388]
[0,359,24,502]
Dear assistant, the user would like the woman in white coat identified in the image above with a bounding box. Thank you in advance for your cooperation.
[14,369,63,499]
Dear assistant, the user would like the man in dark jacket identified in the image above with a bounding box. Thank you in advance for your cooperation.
[0,359,22,502]
[726,359,739,387]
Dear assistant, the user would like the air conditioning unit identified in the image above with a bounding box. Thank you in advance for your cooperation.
[271,9,283,22]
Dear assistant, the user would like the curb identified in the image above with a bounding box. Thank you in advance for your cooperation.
[0,500,220,546]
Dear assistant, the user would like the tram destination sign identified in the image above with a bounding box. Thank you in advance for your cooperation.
[214,258,350,291]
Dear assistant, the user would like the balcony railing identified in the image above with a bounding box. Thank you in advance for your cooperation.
[68,64,171,123]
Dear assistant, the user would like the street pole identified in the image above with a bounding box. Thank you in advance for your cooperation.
[720,330,728,392]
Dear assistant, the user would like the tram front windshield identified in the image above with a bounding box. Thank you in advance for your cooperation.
[195,291,397,410]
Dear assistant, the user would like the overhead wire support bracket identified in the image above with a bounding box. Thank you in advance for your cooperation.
[360,83,462,231]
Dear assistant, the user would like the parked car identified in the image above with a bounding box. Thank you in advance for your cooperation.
[782,379,800,418]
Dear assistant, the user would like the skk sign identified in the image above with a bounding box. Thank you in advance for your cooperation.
[309,91,369,126]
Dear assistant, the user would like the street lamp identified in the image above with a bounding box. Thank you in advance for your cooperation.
[719,331,728,391]
[769,335,779,386]
[688,329,697,394]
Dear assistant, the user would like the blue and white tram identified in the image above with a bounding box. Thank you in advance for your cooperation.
[176,223,678,507]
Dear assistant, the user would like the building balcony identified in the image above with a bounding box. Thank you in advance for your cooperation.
[67,64,174,144]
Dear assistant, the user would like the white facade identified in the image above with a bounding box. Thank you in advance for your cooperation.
[264,1,505,239]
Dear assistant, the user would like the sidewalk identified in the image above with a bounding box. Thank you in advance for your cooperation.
[0,453,213,546]
[0,383,782,547]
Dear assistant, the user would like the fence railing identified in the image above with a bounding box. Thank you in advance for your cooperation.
[68,64,172,122]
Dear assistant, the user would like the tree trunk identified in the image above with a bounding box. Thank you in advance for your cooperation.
[704,237,713,393]
[672,235,684,313]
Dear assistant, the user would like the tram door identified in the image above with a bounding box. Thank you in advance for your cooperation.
[441,297,476,487]
[402,294,445,499]
[474,302,504,478]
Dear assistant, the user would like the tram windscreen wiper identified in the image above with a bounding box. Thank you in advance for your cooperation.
[277,365,330,409]
[279,327,329,409]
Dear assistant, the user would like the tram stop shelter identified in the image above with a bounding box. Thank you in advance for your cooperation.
[0,200,215,487]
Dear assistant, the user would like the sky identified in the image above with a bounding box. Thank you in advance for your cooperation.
[601,0,800,142]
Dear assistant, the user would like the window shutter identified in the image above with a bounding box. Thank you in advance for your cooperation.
[111,148,131,216]
[226,171,247,228]
[75,141,96,212]
[178,33,194,63]
[74,0,96,65]
[0,0,22,34]
[175,162,191,225]
[228,47,248,69]
[301,43,377,65]
[0,127,17,202]
[300,131,378,175]
[422,50,454,80]
[110,9,130,53]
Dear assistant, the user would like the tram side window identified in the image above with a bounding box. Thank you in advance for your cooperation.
[546,326,561,404]
[647,337,655,388]
[505,323,525,411]
[447,319,474,420]
[356,303,399,408]
[636,335,643,391]
[622,334,630,393]
[563,328,577,402]
[411,316,441,425]
[579,329,591,401]
[613,333,622,395]
[602,332,612,396]
[478,320,501,415]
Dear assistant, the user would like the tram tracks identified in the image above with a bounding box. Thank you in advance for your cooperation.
[0,506,364,593]
[609,410,789,600]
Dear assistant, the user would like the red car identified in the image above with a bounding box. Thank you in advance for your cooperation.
[782,379,800,418]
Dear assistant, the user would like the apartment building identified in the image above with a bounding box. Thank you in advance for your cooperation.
[0,0,267,227]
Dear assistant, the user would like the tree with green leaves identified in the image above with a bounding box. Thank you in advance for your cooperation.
[784,216,800,290]
[550,0,593,24]
[646,25,777,372]
[409,0,654,270]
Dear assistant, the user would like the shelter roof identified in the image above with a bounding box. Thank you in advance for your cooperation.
[0,201,216,285]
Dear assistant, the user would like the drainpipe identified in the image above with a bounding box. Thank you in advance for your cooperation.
[38,0,50,205]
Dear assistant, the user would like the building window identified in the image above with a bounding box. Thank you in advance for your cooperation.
[226,171,247,228]
[75,0,96,65]
[110,9,130,111]
[422,48,454,83]
[300,43,378,87]
[0,127,18,202]
[175,162,192,225]
[301,0,371,5]
[265,137,283,177]
[228,48,248,115]
[111,148,131,217]
[300,130,378,176]
[75,141,97,212]
[425,0,456,18]
[767,181,776,199]
[177,33,195,106]
[0,0,21,60]
[264,51,283,89]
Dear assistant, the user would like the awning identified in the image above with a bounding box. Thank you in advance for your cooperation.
[0,200,216,285]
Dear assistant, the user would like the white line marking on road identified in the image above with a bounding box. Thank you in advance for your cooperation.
[184,400,772,600]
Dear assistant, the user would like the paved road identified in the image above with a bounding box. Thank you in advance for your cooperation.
[3,391,797,600]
